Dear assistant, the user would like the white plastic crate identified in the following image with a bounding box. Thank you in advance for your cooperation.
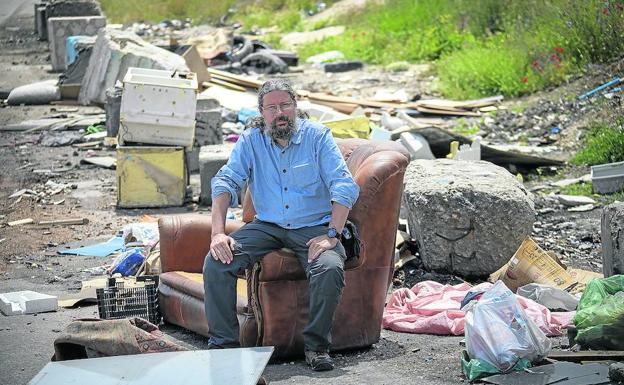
[119,67,198,147]
[0,291,58,315]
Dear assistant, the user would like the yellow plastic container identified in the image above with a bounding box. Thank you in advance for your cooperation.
[117,146,187,208]
[324,116,370,139]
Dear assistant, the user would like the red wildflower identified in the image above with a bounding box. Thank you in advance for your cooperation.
[555,47,564,54]
[521,76,529,84]
[532,60,542,70]
[550,53,560,62]
[603,7,610,15]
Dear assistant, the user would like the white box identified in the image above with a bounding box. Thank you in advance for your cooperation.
[0,291,58,315]
[119,67,198,147]
[592,161,624,194]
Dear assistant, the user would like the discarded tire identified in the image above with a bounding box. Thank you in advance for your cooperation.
[323,61,363,73]
[241,51,288,74]
[230,35,253,62]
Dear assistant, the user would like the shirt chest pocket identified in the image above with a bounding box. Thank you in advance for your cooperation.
[291,162,320,195]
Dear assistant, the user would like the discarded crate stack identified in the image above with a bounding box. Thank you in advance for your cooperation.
[117,67,198,208]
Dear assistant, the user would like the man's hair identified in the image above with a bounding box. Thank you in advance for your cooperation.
[257,79,297,112]
[245,79,308,130]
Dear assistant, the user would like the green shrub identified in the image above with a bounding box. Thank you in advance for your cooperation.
[572,123,624,166]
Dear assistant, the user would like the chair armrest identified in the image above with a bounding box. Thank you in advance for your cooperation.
[159,214,245,273]
[349,150,409,269]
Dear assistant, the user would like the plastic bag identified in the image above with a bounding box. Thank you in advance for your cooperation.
[463,281,551,373]
[109,248,146,276]
[574,275,624,350]
[460,350,530,382]
[517,283,579,311]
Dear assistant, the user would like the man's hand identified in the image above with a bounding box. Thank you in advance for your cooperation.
[306,235,338,263]
[210,233,236,264]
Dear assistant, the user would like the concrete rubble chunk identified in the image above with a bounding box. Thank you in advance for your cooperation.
[47,16,106,71]
[199,143,235,206]
[601,201,624,277]
[195,110,223,146]
[79,28,189,106]
[403,159,536,277]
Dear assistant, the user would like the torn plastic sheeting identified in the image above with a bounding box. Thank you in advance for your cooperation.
[382,281,574,336]
[517,283,579,311]
[59,236,124,257]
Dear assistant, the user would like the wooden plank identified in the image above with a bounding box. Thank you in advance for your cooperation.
[308,99,359,114]
[548,350,624,362]
[38,218,89,226]
[306,92,400,109]
[204,79,247,92]
[415,105,482,117]
[206,68,263,89]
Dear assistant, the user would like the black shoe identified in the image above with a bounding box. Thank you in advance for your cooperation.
[305,350,334,371]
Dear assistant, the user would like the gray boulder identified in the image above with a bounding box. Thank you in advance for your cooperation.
[403,159,536,277]
[601,202,624,277]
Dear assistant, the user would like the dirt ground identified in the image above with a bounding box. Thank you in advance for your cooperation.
[0,1,617,385]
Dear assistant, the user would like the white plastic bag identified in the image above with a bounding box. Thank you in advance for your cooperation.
[463,281,551,372]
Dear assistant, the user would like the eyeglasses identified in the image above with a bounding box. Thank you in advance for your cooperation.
[262,102,295,113]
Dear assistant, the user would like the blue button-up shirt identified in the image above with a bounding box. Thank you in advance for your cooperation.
[211,118,360,229]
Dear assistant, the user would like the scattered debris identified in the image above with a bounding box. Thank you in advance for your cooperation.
[80,156,116,169]
[556,194,596,207]
[481,362,610,385]
[7,218,34,227]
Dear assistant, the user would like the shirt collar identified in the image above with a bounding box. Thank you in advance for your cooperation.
[291,119,304,145]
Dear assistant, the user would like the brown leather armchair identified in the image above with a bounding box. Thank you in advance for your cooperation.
[158,138,410,357]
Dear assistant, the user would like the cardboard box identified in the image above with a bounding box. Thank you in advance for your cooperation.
[117,146,187,208]
[497,238,577,292]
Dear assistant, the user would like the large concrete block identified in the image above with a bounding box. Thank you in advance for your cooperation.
[403,159,536,278]
[601,202,624,277]
[199,143,235,206]
[45,0,102,19]
[196,110,223,146]
[47,16,106,71]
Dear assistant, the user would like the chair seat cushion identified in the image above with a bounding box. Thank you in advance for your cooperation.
[160,271,248,305]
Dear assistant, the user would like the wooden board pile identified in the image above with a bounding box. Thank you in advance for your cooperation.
[202,68,503,117]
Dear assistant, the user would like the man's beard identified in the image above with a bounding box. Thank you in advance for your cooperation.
[266,114,295,142]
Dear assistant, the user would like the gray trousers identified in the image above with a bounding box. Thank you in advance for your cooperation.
[202,219,346,352]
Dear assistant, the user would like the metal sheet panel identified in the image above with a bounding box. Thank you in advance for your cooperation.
[29,347,274,385]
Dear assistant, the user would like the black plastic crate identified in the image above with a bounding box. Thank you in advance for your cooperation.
[96,276,161,325]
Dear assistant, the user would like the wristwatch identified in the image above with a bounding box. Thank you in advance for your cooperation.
[327,227,342,240]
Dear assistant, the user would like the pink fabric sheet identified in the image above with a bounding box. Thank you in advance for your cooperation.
[382,281,575,336]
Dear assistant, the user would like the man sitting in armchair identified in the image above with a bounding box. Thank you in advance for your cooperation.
[203,79,360,371]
